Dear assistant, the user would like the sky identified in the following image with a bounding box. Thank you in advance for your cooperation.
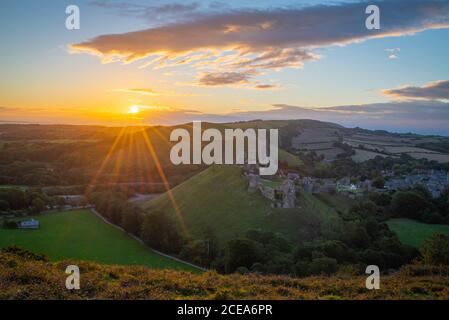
[1,0,449,135]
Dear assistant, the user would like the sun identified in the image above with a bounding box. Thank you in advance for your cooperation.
[129,105,140,114]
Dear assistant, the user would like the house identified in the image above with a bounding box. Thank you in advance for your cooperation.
[357,180,372,192]
[18,218,39,229]
[287,172,300,182]
[59,195,83,206]
[302,177,314,194]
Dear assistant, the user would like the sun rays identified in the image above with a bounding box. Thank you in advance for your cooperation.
[84,124,189,237]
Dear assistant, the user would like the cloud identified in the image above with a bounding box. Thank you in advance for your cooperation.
[226,101,449,135]
[385,48,400,59]
[73,0,449,68]
[111,88,208,97]
[382,80,449,100]
[90,1,201,25]
[127,100,449,135]
[193,71,281,90]
[254,84,280,90]
[113,88,164,96]
[197,71,251,86]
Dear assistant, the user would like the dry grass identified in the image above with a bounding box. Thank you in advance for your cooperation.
[2,252,449,300]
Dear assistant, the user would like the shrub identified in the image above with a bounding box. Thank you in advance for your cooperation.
[421,233,449,266]
[2,220,18,229]
[309,257,338,275]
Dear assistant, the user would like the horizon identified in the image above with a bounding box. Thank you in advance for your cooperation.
[2,117,449,138]
[1,0,449,135]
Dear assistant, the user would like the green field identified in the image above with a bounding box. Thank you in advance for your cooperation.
[0,210,197,272]
[387,218,449,248]
[278,149,302,167]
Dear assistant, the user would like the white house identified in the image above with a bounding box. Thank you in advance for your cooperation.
[19,218,39,229]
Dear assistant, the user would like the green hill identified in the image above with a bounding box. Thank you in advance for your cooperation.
[140,166,342,245]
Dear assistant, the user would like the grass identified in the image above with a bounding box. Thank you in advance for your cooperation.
[2,250,449,300]
[0,210,197,272]
[260,178,282,189]
[141,166,341,244]
[143,166,274,243]
[315,193,355,215]
[0,185,27,190]
[278,149,302,167]
[387,218,449,249]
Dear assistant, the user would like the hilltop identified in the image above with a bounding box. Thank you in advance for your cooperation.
[140,165,345,244]
[1,250,449,300]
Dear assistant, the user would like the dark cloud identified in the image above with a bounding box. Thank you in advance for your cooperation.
[139,101,449,135]
[254,84,279,90]
[195,72,280,89]
[383,80,449,100]
[197,72,251,86]
[229,101,449,135]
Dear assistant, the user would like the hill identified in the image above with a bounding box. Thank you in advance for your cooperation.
[2,119,449,188]
[140,165,343,244]
[1,250,449,300]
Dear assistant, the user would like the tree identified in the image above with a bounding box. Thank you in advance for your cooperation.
[0,200,10,212]
[349,200,379,219]
[390,191,430,220]
[2,220,18,229]
[421,233,449,265]
[342,222,371,249]
[226,239,262,273]
[369,192,392,207]
[372,176,385,189]
[31,197,46,214]
[121,203,142,236]
[0,189,27,210]
[141,211,184,253]
[308,257,338,275]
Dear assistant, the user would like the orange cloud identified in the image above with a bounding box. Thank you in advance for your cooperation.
[70,0,449,87]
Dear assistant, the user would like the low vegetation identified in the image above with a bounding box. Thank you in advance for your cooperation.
[1,248,449,300]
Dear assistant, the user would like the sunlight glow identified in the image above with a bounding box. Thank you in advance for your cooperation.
[129,106,140,114]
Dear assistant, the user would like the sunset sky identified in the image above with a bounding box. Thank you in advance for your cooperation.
[1,0,449,134]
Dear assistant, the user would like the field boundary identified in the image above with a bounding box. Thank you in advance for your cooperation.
[90,209,206,272]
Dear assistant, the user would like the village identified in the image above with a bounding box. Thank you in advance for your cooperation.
[246,166,449,209]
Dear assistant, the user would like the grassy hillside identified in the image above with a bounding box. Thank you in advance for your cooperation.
[0,210,197,272]
[387,218,449,249]
[141,166,342,244]
[2,250,449,300]
[278,149,302,167]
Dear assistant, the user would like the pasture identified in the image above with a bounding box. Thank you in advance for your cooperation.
[0,210,198,271]
[387,218,449,248]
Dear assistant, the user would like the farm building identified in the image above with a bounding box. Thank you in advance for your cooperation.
[18,218,39,229]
